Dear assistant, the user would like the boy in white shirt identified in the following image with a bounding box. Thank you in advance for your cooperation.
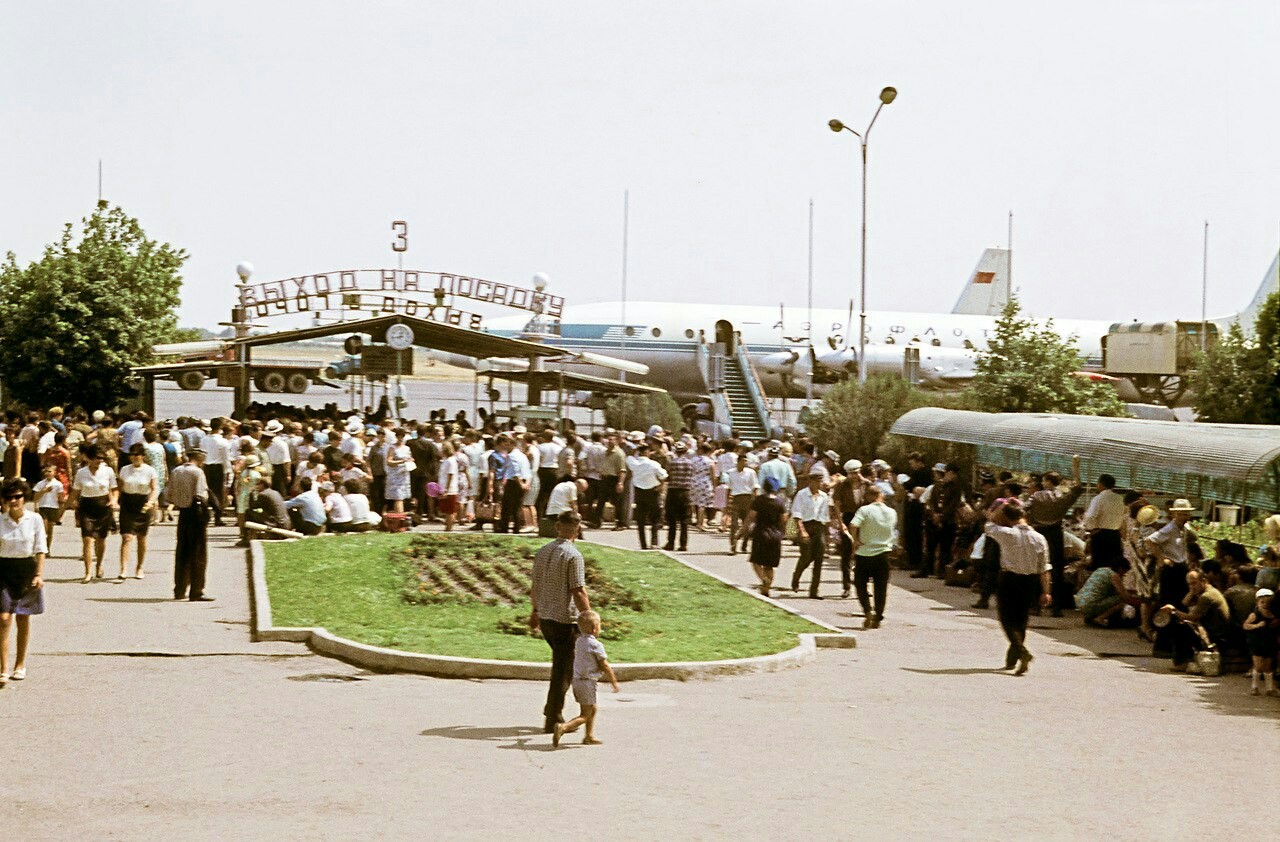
[33,465,65,556]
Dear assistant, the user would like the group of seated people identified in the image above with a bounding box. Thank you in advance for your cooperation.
[248,476,382,537]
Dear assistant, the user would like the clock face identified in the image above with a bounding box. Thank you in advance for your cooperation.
[386,323,414,350]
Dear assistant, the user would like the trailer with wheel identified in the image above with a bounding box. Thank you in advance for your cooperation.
[148,341,335,394]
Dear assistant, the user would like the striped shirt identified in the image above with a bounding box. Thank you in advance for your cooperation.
[667,455,695,490]
[531,539,587,624]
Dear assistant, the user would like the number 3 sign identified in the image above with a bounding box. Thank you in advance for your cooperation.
[391,220,408,253]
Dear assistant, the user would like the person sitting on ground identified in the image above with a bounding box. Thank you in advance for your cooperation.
[283,477,327,536]
[1224,564,1260,629]
[320,481,354,532]
[247,477,290,537]
[1164,569,1232,672]
[1075,553,1136,627]
[338,452,372,486]
[341,479,379,532]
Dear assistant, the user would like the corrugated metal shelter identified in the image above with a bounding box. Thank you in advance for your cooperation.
[890,408,1280,512]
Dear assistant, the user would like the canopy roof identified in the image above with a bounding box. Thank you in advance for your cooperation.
[890,408,1280,487]
[229,314,563,359]
[484,369,666,396]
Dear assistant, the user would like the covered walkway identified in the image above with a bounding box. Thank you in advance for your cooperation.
[890,408,1280,512]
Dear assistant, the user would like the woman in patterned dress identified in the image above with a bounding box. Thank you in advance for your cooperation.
[690,442,716,531]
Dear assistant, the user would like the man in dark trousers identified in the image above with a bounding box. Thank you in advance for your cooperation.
[983,501,1052,675]
[168,449,213,602]
[1026,466,1083,617]
[903,452,934,578]
[529,511,592,733]
[926,463,964,578]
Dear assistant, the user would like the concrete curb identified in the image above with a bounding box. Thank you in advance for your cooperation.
[248,536,854,680]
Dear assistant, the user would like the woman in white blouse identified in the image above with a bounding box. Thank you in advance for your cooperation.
[117,444,158,581]
[0,478,48,685]
[68,444,118,583]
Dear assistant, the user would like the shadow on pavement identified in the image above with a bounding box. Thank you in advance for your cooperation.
[894,570,1280,722]
[86,597,178,604]
[420,725,543,741]
[900,667,1010,677]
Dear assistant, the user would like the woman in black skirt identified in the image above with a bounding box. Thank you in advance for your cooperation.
[117,444,158,581]
[68,444,118,583]
[0,478,47,685]
[742,476,786,597]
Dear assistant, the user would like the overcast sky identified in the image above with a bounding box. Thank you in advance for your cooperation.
[3,2,1278,330]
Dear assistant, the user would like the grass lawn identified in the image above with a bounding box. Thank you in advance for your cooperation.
[262,533,823,662]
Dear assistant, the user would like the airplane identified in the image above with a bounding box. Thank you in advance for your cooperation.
[434,248,1280,404]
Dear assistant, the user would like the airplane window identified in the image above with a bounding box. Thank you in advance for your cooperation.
[625,326,636,336]
[963,339,974,350]
[684,329,695,339]
[884,336,895,344]
[651,327,662,337]
[931,338,942,347]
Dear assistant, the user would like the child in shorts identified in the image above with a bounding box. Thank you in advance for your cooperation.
[1243,588,1278,696]
[553,610,619,747]
[32,465,65,556]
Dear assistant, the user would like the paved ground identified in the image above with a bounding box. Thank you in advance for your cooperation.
[6,515,1276,840]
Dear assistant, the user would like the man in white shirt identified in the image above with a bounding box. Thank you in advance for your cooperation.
[984,501,1053,674]
[789,469,833,599]
[534,430,563,519]
[724,453,759,555]
[546,477,584,518]
[626,443,667,550]
[199,420,231,527]
[1080,474,1126,531]
[264,427,293,496]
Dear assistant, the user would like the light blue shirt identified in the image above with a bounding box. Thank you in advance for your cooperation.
[759,458,796,497]
[284,489,326,526]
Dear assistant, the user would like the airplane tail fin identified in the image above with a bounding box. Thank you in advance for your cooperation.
[1230,250,1280,336]
[950,248,1011,316]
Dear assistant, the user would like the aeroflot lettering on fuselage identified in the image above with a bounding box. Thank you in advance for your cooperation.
[771,321,989,338]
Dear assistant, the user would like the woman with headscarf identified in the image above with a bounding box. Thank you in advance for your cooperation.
[741,476,786,597]
[0,477,48,685]
[68,444,117,583]
[117,444,158,580]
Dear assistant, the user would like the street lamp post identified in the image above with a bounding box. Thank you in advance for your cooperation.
[829,85,897,385]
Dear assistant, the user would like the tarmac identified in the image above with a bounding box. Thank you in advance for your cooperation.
[5,515,1277,840]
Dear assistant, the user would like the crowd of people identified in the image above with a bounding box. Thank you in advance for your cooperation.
[1,403,1278,697]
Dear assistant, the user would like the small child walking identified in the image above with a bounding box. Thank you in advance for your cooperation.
[553,610,619,747]
[33,465,65,557]
[1243,588,1278,696]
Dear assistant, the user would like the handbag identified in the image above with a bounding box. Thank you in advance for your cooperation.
[475,501,496,521]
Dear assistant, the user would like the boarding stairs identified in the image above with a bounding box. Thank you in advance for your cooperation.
[696,332,776,441]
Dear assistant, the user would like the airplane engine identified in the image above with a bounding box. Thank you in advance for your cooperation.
[757,349,816,395]
[815,344,977,387]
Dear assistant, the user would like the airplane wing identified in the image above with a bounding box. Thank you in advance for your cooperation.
[950,248,1011,316]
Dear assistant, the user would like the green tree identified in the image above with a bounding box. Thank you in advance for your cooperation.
[604,390,684,434]
[970,296,1128,416]
[804,374,944,463]
[0,202,188,409]
[1190,289,1280,423]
